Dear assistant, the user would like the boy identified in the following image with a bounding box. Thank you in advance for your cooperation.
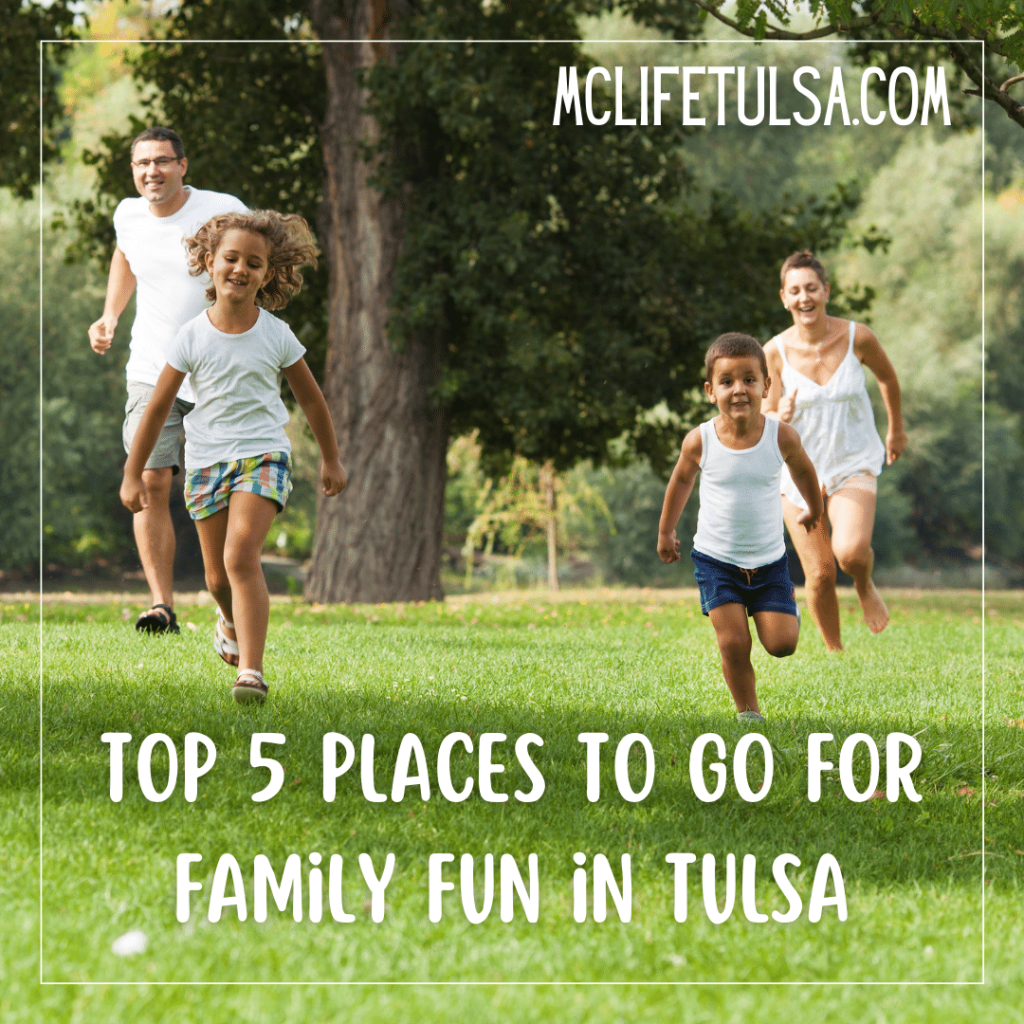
[657,333,824,722]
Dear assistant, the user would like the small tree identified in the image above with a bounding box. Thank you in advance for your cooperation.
[462,453,611,592]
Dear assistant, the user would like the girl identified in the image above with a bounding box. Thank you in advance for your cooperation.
[121,210,346,703]
[764,251,906,651]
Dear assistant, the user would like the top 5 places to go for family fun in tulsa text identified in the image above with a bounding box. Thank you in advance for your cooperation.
[102,729,923,927]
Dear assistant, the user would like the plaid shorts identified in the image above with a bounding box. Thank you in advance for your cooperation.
[184,451,293,521]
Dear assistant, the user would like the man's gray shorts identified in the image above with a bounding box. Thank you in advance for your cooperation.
[123,381,194,474]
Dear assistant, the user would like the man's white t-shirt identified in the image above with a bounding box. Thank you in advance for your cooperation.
[166,308,306,469]
[114,185,246,404]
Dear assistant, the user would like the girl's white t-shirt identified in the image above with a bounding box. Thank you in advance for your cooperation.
[692,415,786,570]
[166,308,305,469]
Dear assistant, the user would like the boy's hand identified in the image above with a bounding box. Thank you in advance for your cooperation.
[777,388,798,423]
[120,474,148,514]
[89,315,118,354]
[796,504,821,533]
[885,427,907,465]
[657,530,680,564]
[321,457,348,497]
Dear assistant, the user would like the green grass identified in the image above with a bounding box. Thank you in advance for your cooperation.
[3,588,1022,1021]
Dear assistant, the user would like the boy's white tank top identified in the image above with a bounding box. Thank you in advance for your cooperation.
[776,319,885,509]
[693,415,786,570]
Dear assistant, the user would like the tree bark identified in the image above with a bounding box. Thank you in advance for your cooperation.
[305,2,448,603]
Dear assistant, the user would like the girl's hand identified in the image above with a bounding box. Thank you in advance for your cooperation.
[886,427,907,465]
[321,457,348,497]
[120,474,149,514]
[657,530,680,564]
[777,388,798,423]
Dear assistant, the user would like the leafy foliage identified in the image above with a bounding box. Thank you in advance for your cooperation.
[982,189,1024,576]
[581,458,694,585]
[835,129,1011,570]
[70,1,868,479]
[0,200,41,568]
[40,219,135,567]
[465,458,608,567]
[0,0,78,199]
[367,26,699,472]
[0,192,134,571]
[64,4,329,374]
[365,6,870,474]
[697,0,1024,66]
[48,1,1005,584]
[640,0,1024,129]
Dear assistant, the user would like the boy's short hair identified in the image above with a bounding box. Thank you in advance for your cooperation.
[704,333,767,381]
[780,250,828,287]
[130,126,185,160]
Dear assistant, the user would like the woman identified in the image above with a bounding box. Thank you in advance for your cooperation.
[764,251,906,651]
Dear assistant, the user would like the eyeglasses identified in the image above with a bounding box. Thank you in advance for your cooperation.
[131,157,181,169]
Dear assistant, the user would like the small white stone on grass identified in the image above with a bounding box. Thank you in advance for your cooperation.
[111,930,148,956]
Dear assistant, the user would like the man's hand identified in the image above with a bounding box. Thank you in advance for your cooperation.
[321,457,348,497]
[89,315,118,354]
[658,530,681,564]
[120,474,148,514]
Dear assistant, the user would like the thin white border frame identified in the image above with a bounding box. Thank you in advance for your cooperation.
[36,35,987,988]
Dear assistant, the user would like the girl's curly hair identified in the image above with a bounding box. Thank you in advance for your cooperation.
[185,210,318,311]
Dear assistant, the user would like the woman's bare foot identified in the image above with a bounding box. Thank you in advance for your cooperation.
[858,580,889,634]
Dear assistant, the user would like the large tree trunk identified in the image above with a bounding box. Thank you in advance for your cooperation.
[305,3,448,603]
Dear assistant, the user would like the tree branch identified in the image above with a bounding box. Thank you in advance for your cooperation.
[686,1,1016,64]
[680,1,1024,130]
[946,40,1024,129]
[903,13,1014,62]
[687,0,882,41]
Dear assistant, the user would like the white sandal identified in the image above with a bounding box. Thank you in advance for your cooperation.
[214,613,239,666]
[232,669,269,705]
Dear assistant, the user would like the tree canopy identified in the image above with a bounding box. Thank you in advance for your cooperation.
[0,0,77,199]
[13,0,1000,593]
[69,1,868,476]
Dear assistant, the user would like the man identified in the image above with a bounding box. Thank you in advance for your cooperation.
[89,127,246,633]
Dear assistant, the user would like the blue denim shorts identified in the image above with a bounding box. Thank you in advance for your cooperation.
[690,548,798,618]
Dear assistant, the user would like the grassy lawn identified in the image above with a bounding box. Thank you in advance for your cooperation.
[2,587,1021,1021]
